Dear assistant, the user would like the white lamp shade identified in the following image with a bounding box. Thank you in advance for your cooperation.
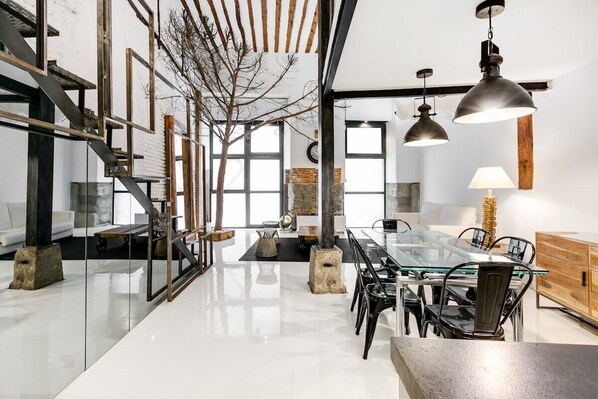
[468,167,515,189]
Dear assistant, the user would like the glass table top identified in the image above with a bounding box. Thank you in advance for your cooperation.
[361,228,549,275]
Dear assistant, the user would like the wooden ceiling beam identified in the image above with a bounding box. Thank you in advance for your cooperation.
[219,0,237,44]
[260,0,268,51]
[234,0,247,47]
[285,0,297,53]
[246,0,257,51]
[294,0,309,53]
[305,5,318,52]
[274,0,282,52]
[206,0,227,45]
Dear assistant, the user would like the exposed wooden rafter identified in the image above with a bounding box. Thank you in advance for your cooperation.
[246,0,257,51]
[206,0,226,44]
[274,0,281,52]
[260,0,268,51]
[285,0,297,53]
[305,5,318,52]
[294,0,309,53]
[233,0,247,47]
[219,0,236,42]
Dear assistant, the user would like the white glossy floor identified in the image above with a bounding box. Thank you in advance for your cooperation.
[52,229,598,399]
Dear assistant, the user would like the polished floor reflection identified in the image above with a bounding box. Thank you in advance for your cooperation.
[56,229,598,399]
[0,253,166,398]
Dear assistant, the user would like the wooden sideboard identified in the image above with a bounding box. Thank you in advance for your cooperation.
[536,232,598,323]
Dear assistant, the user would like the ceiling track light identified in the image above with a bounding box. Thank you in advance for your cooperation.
[453,0,537,124]
[403,68,449,147]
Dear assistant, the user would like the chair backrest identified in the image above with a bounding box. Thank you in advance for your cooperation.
[490,236,536,265]
[438,261,533,335]
[371,218,411,231]
[346,229,367,292]
[458,227,491,249]
[349,231,394,306]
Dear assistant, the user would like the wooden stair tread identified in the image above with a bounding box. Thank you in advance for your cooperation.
[48,61,95,90]
[134,175,170,183]
[111,147,144,160]
[0,0,59,38]
[84,109,123,129]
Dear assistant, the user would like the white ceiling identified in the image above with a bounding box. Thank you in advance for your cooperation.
[333,0,598,91]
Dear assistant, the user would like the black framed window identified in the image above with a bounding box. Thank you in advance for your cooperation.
[210,122,283,228]
[344,121,386,227]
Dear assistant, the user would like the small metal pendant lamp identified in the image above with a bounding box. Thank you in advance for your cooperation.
[403,68,449,147]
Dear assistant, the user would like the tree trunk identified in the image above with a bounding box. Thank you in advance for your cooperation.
[214,141,229,231]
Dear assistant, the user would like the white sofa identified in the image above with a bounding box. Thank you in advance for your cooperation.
[393,201,479,237]
[0,202,75,255]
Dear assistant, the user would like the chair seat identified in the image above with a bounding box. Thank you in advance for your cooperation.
[366,283,420,304]
[424,304,504,340]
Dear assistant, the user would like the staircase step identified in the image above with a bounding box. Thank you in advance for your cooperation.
[48,61,95,90]
[0,0,59,38]
[150,198,168,203]
[84,109,124,130]
[134,175,170,184]
[111,147,144,160]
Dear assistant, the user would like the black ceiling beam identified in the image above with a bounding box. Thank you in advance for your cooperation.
[0,74,36,97]
[323,0,358,95]
[332,81,551,100]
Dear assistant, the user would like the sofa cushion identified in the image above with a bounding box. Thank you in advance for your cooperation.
[420,202,443,225]
[52,222,73,235]
[0,227,25,246]
[7,202,26,228]
[438,204,477,226]
[0,202,11,231]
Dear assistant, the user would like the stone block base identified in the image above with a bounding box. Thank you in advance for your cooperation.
[9,244,64,290]
[308,245,346,294]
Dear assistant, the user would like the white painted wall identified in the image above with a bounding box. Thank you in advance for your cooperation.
[420,59,598,242]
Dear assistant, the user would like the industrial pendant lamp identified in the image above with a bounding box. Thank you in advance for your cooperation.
[403,68,449,147]
[453,0,536,124]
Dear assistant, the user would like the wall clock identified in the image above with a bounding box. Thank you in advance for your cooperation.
[307,141,318,163]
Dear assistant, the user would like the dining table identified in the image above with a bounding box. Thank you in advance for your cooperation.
[361,228,549,341]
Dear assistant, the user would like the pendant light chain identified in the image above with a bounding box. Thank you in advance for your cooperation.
[487,7,494,55]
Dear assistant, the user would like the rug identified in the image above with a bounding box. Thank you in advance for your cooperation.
[0,235,166,261]
[238,237,381,263]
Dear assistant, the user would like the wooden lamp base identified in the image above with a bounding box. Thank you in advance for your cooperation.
[482,195,497,241]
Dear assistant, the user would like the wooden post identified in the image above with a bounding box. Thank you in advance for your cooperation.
[182,100,194,231]
[26,90,54,247]
[517,114,534,190]
[317,0,335,250]
[165,115,177,215]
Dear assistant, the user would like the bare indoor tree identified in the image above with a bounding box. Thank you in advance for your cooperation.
[163,10,317,231]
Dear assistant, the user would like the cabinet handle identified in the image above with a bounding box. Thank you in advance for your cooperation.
[582,271,587,287]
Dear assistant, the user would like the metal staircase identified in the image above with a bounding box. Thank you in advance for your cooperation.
[0,1,199,266]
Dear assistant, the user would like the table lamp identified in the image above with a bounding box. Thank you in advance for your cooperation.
[468,167,515,240]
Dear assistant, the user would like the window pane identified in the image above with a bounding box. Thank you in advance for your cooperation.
[251,125,280,153]
[347,127,382,154]
[250,193,280,225]
[345,194,384,227]
[345,158,384,192]
[174,135,183,156]
[175,160,184,192]
[212,124,245,155]
[250,160,280,191]
[212,159,245,190]
[211,193,246,227]
[177,195,185,227]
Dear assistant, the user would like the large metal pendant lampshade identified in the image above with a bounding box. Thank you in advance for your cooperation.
[454,0,536,124]
[403,68,449,147]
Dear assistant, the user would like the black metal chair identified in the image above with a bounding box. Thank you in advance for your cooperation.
[347,230,423,359]
[490,236,536,265]
[421,261,533,340]
[371,218,411,231]
[444,227,492,305]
